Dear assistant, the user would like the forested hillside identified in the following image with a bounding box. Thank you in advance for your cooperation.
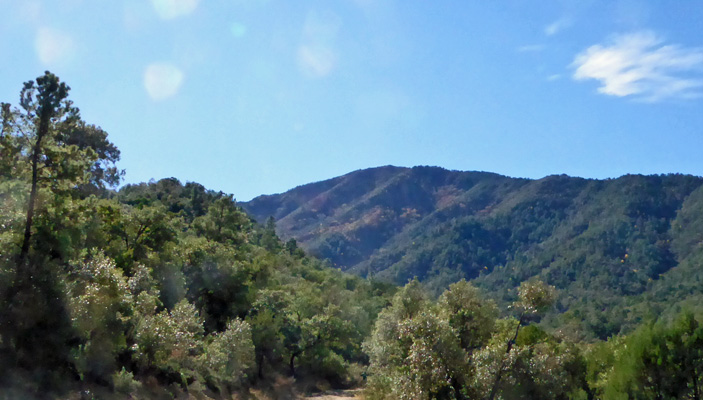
[5,73,703,400]
[0,72,394,398]
[244,166,703,339]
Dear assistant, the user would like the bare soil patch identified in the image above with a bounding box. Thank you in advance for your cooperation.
[301,389,361,399]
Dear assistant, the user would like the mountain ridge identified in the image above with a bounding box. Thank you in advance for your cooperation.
[242,166,703,339]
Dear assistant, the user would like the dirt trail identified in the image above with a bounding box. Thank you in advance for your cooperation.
[301,389,361,399]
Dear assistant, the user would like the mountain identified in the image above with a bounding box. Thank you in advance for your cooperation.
[243,166,703,339]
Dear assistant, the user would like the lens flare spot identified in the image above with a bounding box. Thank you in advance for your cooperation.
[230,22,248,38]
[297,45,335,78]
[144,63,184,101]
[35,27,75,66]
[151,0,199,20]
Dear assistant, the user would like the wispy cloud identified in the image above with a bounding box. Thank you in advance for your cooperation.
[297,10,341,78]
[151,0,199,20]
[144,63,184,100]
[545,18,571,36]
[517,44,545,53]
[572,31,703,102]
[35,27,75,66]
[298,45,336,77]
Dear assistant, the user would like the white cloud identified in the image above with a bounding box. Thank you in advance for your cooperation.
[150,0,199,20]
[144,63,184,100]
[35,27,75,66]
[572,31,703,101]
[545,18,571,36]
[547,74,561,81]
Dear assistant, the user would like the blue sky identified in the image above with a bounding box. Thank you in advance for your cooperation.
[2,0,703,201]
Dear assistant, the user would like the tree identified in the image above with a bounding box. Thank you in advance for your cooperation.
[486,280,556,400]
[1,72,121,268]
[67,255,133,384]
[57,121,122,195]
[103,203,177,270]
[604,312,703,400]
[16,72,74,267]
[364,280,474,400]
[198,318,255,393]
[247,289,288,379]
[133,299,205,384]
[438,279,497,351]
[0,72,123,392]
[193,194,250,245]
[260,216,281,252]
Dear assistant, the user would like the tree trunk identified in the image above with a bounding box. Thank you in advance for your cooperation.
[487,313,525,400]
[693,367,700,400]
[17,108,51,269]
[289,353,297,377]
[257,353,265,379]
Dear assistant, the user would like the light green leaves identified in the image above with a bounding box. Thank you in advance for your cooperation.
[516,280,557,315]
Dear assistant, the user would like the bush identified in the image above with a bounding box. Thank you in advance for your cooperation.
[112,367,142,395]
[199,318,255,391]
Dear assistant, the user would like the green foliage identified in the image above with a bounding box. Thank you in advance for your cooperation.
[0,179,27,259]
[244,167,703,340]
[0,72,122,275]
[199,318,255,391]
[112,368,142,395]
[438,279,497,351]
[133,299,205,380]
[364,279,587,400]
[193,194,250,245]
[101,203,178,270]
[583,336,626,398]
[516,279,557,315]
[602,311,703,400]
[395,312,470,400]
[67,255,132,382]
[0,70,393,396]
[7,72,703,400]
[472,318,587,400]
[364,280,472,400]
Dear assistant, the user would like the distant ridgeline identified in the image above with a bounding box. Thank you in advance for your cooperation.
[243,166,703,339]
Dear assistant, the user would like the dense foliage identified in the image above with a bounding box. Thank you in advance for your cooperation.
[364,279,703,400]
[0,73,393,398]
[243,166,703,339]
[5,73,703,399]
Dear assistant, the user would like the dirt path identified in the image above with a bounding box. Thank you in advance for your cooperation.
[301,389,361,399]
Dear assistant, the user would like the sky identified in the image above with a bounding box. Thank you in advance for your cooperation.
[2,0,703,201]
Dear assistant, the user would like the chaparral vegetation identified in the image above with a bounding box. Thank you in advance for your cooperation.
[3,73,703,399]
